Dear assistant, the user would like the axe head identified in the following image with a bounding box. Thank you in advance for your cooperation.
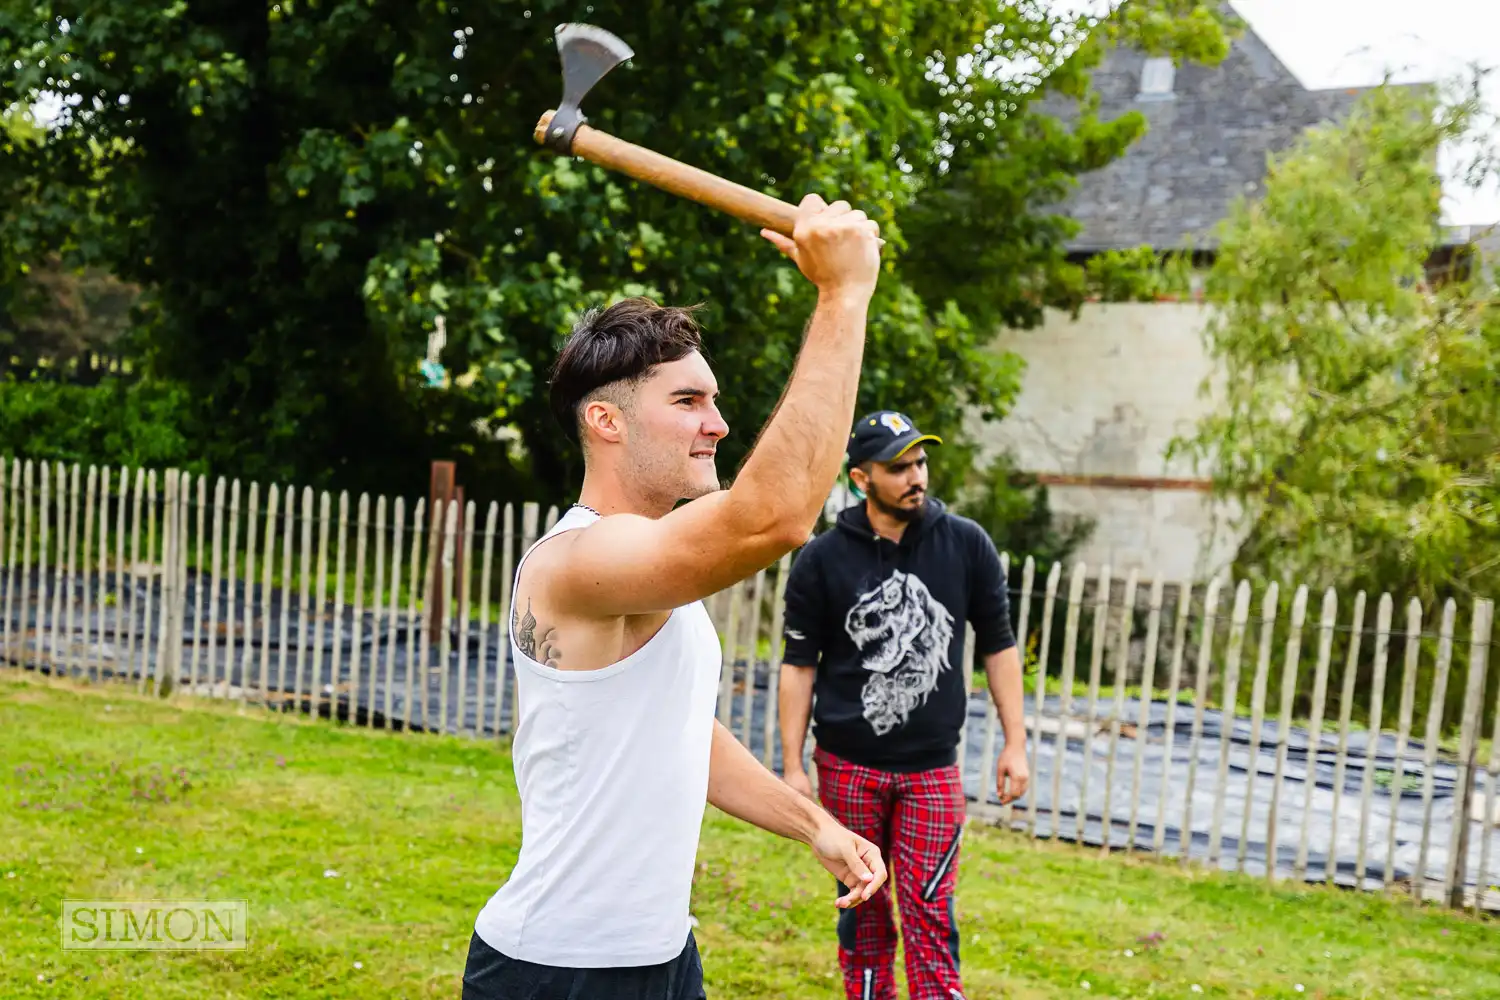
[542,23,634,155]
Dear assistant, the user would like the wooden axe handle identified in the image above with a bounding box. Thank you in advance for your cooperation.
[535,110,799,236]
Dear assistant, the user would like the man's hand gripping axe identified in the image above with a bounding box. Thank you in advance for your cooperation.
[534,23,802,237]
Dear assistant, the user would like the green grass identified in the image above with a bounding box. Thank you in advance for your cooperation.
[2,672,1497,999]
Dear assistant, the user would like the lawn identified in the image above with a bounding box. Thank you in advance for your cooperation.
[1,672,1496,999]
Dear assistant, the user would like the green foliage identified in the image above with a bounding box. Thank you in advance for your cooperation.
[1082,245,1196,303]
[0,256,139,360]
[952,449,1095,571]
[0,2,1231,505]
[0,376,204,472]
[1168,74,1500,611]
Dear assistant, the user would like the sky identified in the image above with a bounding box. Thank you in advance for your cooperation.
[1227,0,1500,226]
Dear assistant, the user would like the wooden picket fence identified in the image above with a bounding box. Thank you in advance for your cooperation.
[2,456,1498,913]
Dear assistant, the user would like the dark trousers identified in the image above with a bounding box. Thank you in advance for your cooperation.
[814,746,967,1000]
[461,930,706,1000]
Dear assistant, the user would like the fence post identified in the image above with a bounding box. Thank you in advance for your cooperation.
[277,486,297,711]
[206,477,227,696]
[370,494,387,729]
[763,551,793,770]
[239,482,260,706]
[959,621,977,801]
[37,463,50,675]
[405,499,427,732]
[1238,582,1280,873]
[190,474,207,690]
[78,464,94,680]
[1328,591,1367,887]
[738,569,766,748]
[153,470,178,698]
[350,493,370,728]
[476,501,498,737]
[1208,580,1251,869]
[330,490,349,716]
[986,556,1032,825]
[1384,600,1424,891]
[50,461,66,673]
[1077,565,1111,846]
[1127,576,1166,855]
[1181,576,1224,868]
[717,580,744,726]
[438,498,458,735]
[1355,594,1394,888]
[1414,600,1457,900]
[136,470,156,696]
[259,485,280,707]
[386,496,406,730]
[458,499,476,737]
[427,461,457,642]
[313,491,332,717]
[1029,562,1063,840]
[1266,584,1309,884]
[1102,569,1138,848]
[64,464,80,678]
[1447,599,1492,909]
[1,459,13,667]
[1051,564,1087,844]
[1295,589,1339,882]
[1477,604,1500,914]
[495,503,516,739]
[225,480,242,700]
[22,461,35,672]
[294,487,315,715]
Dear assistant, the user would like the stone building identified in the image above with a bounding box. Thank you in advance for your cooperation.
[971,14,1467,584]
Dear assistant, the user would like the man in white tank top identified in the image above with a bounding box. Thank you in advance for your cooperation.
[464,193,890,999]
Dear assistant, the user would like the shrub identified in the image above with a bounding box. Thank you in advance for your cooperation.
[0,376,205,474]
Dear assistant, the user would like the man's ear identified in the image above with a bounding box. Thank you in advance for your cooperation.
[847,461,869,500]
[581,398,626,445]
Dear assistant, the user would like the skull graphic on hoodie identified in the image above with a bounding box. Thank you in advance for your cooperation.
[844,570,956,735]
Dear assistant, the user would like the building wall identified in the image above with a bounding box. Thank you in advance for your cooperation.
[969,303,1246,583]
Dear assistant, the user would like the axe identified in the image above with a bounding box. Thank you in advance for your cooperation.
[533,23,802,237]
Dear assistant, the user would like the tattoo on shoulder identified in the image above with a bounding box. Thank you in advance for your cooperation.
[513,601,535,654]
[513,599,562,667]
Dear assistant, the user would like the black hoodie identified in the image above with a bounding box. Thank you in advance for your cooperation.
[781,497,1016,773]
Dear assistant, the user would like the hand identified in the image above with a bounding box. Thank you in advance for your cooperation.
[996,745,1030,806]
[810,817,887,908]
[761,193,882,301]
[784,769,814,800]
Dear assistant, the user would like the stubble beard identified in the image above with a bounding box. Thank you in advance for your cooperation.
[870,484,925,523]
[626,442,718,510]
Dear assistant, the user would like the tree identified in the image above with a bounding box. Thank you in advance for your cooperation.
[0,1,1230,505]
[3,100,140,366]
[1168,75,1500,608]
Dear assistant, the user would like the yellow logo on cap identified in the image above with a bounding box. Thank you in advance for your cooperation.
[879,413,911,435]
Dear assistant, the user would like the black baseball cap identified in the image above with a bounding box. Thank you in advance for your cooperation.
[846,410,943,466]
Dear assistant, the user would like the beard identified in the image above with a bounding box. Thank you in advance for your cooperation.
[868,483,926,522]
[625,441,719,508]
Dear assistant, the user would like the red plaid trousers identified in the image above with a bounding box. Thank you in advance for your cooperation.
[813,746,967,1000]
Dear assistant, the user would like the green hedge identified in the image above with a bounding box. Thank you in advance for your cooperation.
[0,376,206,474]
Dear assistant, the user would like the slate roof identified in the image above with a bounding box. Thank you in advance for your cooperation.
[1049,15,1409,253]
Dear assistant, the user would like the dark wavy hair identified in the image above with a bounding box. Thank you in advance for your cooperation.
[547,297,707,442]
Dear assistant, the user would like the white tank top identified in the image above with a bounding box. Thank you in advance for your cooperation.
[473,505,724,968]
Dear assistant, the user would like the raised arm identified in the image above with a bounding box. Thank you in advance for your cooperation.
[552,194,882,617]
